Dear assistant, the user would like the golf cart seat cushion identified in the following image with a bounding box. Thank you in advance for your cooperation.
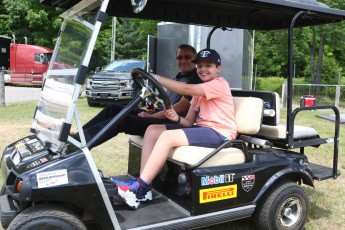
[257,124,318,139]
[129,136,246,167]
[129,96,263,167]
[168,146,245,167]
[233,96,263,134]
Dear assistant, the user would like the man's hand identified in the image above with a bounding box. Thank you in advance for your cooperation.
[137,111,155,118]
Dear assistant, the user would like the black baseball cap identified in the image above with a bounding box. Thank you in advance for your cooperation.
[191,48,221,65]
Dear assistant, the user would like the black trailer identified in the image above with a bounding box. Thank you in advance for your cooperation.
[0,35,11,70]
[0,0,343,229]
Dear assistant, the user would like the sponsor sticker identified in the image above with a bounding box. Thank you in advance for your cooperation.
[10,150,20,165]
[199,185,237,203]
[27,157,49,169]
[242,174,255,192]
[201,173,235,186]
[37,169,69,188]
[27,139,44,152]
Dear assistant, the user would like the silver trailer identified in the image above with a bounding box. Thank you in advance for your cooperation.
[150,22,253,90]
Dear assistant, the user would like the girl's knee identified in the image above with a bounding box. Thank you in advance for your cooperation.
[158,130,188,145]
[146,125,166,135]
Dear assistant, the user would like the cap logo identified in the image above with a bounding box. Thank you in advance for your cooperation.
[200,50,211,58]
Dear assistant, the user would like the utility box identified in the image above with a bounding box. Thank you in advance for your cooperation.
[300,95,316,107]
[150,22,253,90]
[0,35,11,70]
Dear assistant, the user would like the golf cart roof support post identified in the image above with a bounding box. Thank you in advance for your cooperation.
[206,27,218,49]
[286,10,306,147]
[75,65,88,85]
[86,95,143,149]
[58,122,71,142]
[96,10,108,23]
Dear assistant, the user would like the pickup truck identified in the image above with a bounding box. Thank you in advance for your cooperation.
[85,59,145,106]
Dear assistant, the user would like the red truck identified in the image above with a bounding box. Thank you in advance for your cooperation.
[9,44,53,85]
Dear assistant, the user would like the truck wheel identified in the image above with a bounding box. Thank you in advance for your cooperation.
[254,182,309,230]
[7,205,87,230]
[87,98,99,107]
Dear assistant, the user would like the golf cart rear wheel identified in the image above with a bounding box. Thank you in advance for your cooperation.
[254,182,309,230]
[7,204,87,230]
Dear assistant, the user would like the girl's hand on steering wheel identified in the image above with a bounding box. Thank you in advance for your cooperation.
[165,108,179,123]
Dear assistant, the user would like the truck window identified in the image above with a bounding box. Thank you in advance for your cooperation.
[104,60,145,72]
[35,53,52,63]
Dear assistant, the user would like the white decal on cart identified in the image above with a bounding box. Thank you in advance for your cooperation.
[37,169,69,188]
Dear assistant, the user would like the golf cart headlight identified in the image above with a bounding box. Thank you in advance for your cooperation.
[124,79,134,88]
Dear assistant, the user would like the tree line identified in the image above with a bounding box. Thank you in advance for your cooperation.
[1,0,345,83]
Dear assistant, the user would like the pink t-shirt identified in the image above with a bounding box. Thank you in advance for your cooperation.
[190,77,237,140]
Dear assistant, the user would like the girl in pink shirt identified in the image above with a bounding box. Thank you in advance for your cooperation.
[113,48,237,209]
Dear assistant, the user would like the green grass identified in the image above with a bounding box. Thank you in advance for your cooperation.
[0,98,344,230]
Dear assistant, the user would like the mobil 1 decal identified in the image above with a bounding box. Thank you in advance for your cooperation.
[201,173,235,186]
[242,174,255,192]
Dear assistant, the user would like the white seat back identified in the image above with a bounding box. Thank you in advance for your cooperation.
[234,97,263,135]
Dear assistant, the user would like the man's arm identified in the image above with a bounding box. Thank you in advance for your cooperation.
[139,96,190,119]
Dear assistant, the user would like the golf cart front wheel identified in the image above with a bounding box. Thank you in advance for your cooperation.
[7,204,87,230]
[254,181,310,230]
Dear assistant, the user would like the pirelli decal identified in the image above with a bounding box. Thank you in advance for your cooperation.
[199,185,237,204]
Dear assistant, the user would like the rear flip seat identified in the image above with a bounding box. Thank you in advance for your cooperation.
[254,92,318,140]
[129,96,264,167]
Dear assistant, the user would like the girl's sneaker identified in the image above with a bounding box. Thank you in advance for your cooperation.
[111,177,152,209]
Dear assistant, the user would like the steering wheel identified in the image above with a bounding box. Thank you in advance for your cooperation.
[131,68,171,109]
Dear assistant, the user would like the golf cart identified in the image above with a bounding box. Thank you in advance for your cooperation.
[0,0,343,229]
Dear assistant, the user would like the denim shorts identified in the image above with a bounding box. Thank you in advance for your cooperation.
[165,124,227,148]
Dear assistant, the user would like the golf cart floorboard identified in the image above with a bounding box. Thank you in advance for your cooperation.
[113,190,189,229]
[309,163,341,180]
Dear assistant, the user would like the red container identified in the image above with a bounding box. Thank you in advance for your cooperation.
[303,95,316,107]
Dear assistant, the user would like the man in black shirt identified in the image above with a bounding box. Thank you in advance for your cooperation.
[74,44,202,149]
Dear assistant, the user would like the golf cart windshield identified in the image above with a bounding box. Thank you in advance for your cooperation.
[31,0,104,152]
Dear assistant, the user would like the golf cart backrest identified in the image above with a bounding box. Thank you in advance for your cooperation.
[129,96,263,167]
[232,90,280,126]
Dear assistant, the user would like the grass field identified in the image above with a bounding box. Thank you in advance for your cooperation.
[0,98,344,229]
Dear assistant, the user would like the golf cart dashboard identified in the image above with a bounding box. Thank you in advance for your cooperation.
[40,0,345,30]
[3,135,81,172]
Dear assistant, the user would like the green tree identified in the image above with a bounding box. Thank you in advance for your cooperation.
[91,17,158,70]
[2,0,63,48]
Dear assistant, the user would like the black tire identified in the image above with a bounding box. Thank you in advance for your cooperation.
[87,98,99,107]
[254,182,309,230]
[7,205,87,230]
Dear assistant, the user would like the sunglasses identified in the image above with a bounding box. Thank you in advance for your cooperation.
[176,55,192,60]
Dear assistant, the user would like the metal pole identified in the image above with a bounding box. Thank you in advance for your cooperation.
[110,17,116,61]
[253,64,257,90]
[0,69,5,107]
[287,11,306,147]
